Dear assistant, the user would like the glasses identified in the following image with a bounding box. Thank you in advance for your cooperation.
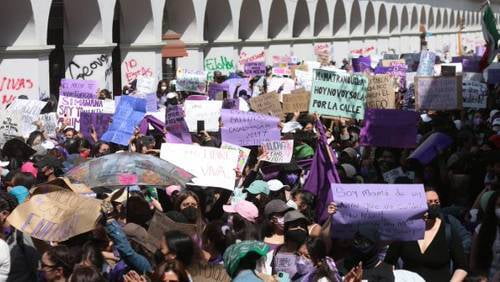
[40,261,56,270]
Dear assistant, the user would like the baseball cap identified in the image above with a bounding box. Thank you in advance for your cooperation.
[264,199,292,218]
[340,163,357,178]
[267,179,289,192]
[246,180,270,195]
[493,118,500,126]
[9,186,29,204]
[21,162,38,178]
[284,210,308,224]
[223,200,259,223]
[36,155,63,170]
[166,185,181,197]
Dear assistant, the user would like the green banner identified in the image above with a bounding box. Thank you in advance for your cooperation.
[309,69,368,120]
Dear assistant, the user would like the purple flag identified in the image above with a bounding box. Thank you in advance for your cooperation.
[408,132,453,165]
[303,119,341,224]
[165,106,192,144]
[360,109,419,148]
[79,112,113,142]
[352,56,372,73]
[220,109,280,146]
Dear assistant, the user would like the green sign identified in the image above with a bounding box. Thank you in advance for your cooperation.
[309,69,368,120]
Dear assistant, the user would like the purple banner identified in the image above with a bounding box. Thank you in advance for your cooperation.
[488,68,500,84]
[462,57,481,73]
[332,183,427,241]
[244,62,266,76]
[408,132,453,165]
[222,78,250,98]
[352,56,372,73]
[79,112,113,142]
[360,109,418,148]
[60,79,98,99]
[221,109,281,146]
[374,64,408,90]
[208,83,229,100]
[165,106,192,144]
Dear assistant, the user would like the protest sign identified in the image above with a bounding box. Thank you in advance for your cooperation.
[57,93,114,131]
[351,56,372,73]
[223,78,250,98]
[309,69,368,120]
[3,99,47,138]
[383,53,400,60]
[165,106,192,144]
[101,96,147,146]
[7,191,102,242]
[183,100,222,132]
[381,59,405,67]
[244,62,266,76]
[221,142,251,173]
[274,253,298,278]
[136,76,157,95]
[366,75,396,109]
[145,93,158,112]
[79,112,113,141]
[38,112,58,137]
[267,77,295,93]
[408,132,453,165]
[282,90,310,113]
[208,83,229,100]
[222,98,239,110]
[60,79,98,99]
[221,109,281,146]
[463,72,484,82]
[487,67,500,84]
[415,76,462,110]
[160,143,239,190]
[176,69,207,93]
[249,92,283,118]
[360,109,419,148]
[331,184,427,241]
[417,50,436,76]
[239,50,266,67]
[462,80,487,109]
[383,167,407,184]
[314,43,331,56]
[401,53,421,72]
[259,140,294,163]
[462,57,481,73]
[272,67,292,77]
[440,65,457,76]
[295,69,313,91]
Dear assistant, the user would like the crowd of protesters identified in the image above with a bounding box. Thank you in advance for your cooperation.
[0,49,499,282]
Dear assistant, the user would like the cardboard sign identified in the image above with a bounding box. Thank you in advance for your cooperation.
[415,76,462,110]
[309,69,368,120]
[259,140,294,163]
[3,99,47,138]
[101,96,147,146]
[360,109,419,148]
[176,69,207,93]
[282,90,310,113]
[462,80,487,109]
[366,75,396,109]
[7,191,102,242]
[60,79,98,99]
[332,184,427,241]
[79,112,113,141]
[221,109,281,146]
[165,105,192,144]
[221,142,251,173]
[148,211,198,241]
[244,62,266,76]
[160,143,239,190]
[136,76,157,95]
[249,92,283,118]
[183,100,222,132]
[383,54,401,60]
[417,51,436,76]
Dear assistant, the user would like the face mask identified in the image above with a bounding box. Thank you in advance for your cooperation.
[495,208,500,220]
[285,229,308,244]
[286,200,298,210]
[161,86,168,91]
[181,206,198,223]
[275,216,285,228]
[427,204,441,220]
[296,256,315,274]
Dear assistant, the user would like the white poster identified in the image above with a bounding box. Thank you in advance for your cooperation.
[183,100,222,132]
[160,143,239,190]
[2,99,47,138]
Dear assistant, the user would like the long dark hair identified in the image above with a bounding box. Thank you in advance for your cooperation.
[163,231,194,267]
[473,192,499,274]
[45,245,78,279]
[305,238,334,281]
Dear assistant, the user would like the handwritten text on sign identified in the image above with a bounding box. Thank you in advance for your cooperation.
[366,75,396,109]
[221,109,281,146]
[249,92,283,118]
[332,184,427,241]
[462,80,487,109]
[310,69,368,120]
[176,69,207,93]
[7,191,102,242]
[160,144,239,190]
[282,90,310,113]
[415,76,462,110]
[260,140,294,163]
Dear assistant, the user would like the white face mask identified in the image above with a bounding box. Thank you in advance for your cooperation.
[495,208,500,220]
[161,86,168,91]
